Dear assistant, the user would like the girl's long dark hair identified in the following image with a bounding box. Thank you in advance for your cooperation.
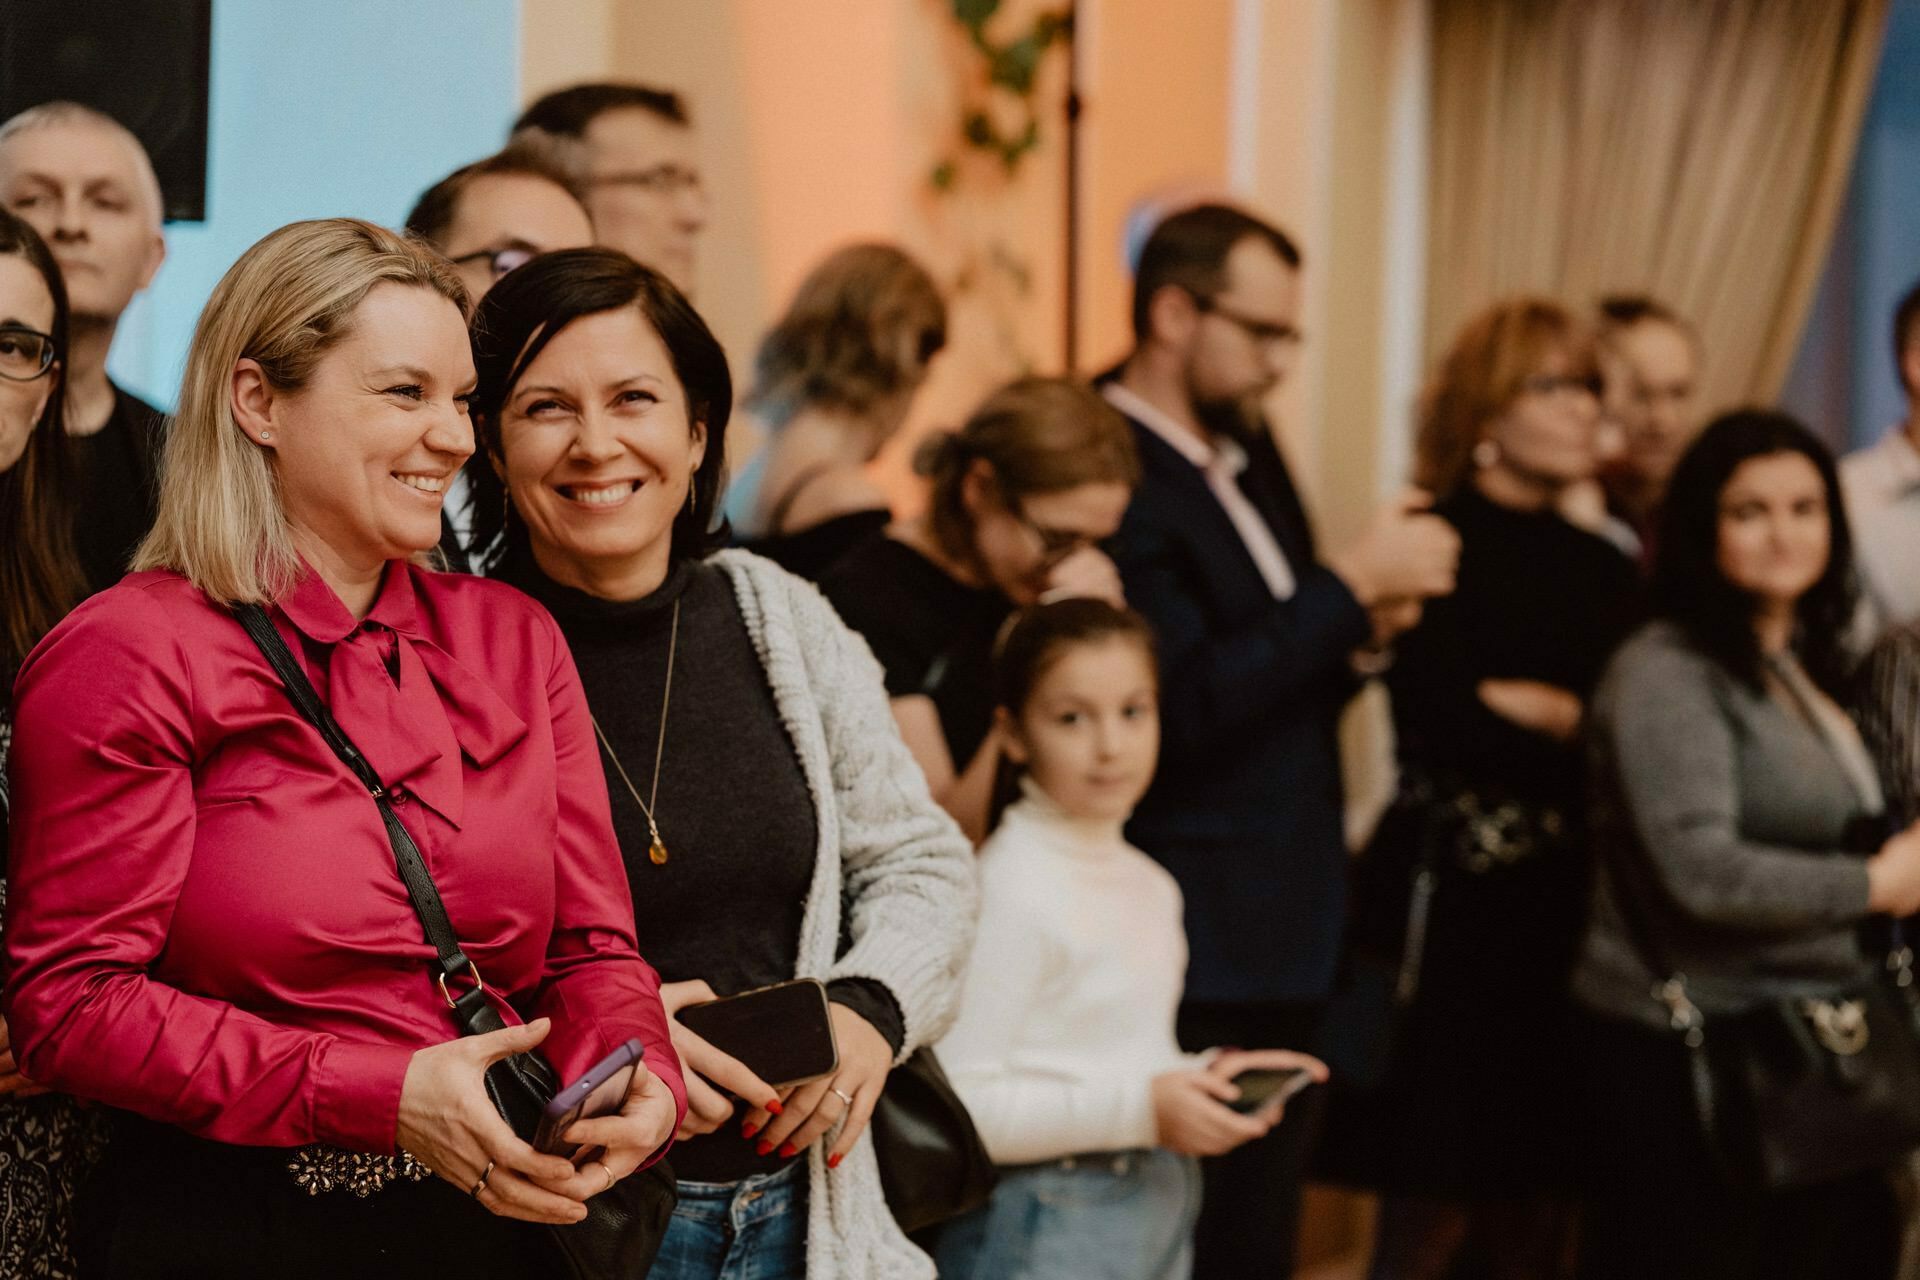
[993,597,1160,718]
[1651,408,1856,697]
[463,247,732,568]
[0,209,80,691]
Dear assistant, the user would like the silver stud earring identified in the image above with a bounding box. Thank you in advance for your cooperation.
[1472,439,1499,469]
[259,431,272,441]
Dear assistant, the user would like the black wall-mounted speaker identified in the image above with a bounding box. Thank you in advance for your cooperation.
[0,0,213,223]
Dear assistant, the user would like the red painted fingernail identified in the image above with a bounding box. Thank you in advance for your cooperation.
[777,1143,797,1158]
[755,1140,773,1156]
[827,1152,843,1169]
[741,1120,760,1140]
[765,1099,784,1115]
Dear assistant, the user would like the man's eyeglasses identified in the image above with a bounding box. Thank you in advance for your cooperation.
[448,243,540,282]
[589,165,704,198]
[0,324,56,382]
[1193,295,1304,353]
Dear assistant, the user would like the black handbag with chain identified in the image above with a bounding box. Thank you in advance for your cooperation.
[235,604,675,1278]
[1603,824,1920,1190]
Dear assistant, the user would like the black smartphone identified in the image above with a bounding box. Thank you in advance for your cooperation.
[532,1038,645,1159]
[676,978,840,1089]
[1227,1066,1316,1115]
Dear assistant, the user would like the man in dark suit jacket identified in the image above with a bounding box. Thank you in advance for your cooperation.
[1102,204,1458,1278]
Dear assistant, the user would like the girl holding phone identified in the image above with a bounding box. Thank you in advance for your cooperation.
[934,600,1326,1280]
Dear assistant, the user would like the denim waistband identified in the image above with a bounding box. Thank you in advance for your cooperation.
[672,1157,805,1229]
[1000,1148,1156,1177]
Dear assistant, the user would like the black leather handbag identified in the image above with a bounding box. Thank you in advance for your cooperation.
[236,605,676,1278]
[1604,833,1920,1190]
[870,1048,996,1233]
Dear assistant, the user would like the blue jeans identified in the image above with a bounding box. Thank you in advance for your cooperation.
[934,1148,1202,1280]
[650,1161,808,1280]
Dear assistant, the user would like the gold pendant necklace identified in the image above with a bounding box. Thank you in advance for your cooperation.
[591,597,679,866]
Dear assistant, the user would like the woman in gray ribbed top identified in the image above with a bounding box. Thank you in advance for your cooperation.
[1573,411,1920,1280]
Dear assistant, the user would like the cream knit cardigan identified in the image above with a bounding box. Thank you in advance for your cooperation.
[709,550,977,1278]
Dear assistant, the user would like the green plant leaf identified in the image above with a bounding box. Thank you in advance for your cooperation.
[951,0,999,31]
[1033,11,1069,44]
[991,34,1043,91]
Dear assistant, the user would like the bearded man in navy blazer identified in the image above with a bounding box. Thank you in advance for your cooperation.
[1100,204,1459,1278]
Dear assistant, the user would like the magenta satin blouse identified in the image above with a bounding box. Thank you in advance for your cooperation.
[2,561,685,1155]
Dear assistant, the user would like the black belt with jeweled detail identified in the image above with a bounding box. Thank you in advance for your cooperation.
[287,1143,433,1197]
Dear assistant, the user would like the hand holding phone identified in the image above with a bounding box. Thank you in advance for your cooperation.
[675,978,840,1089]
[1211,1048,1329,1120]
[532,1038,645,1160]
[1226,1066,1316,1116]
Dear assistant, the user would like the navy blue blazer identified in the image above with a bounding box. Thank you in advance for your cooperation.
[1107,409,1370,1004]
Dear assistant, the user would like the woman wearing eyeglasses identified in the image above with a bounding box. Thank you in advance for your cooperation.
[820,377,1141,843]
[0,209,104,1278]
[1320,298,1640,1280]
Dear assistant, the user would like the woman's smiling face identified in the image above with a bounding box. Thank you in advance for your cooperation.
[494,305,706,592]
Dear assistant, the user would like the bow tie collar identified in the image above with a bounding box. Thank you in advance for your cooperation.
[272,561,528,826]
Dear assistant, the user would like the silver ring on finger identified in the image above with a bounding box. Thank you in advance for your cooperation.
[830,1086,855,1108]
[470,1159,494,1199]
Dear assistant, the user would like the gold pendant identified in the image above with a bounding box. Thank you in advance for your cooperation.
[648,833,669,866]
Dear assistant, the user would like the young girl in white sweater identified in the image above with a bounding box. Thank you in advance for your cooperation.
[934,599,1327,1280]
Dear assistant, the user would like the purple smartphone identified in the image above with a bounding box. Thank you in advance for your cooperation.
[532,1038,645,1160]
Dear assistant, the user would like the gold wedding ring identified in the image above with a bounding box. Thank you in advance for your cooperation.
[831,1087,855,1108]
[470,1159,494,1199]
[594,1160,615,1194]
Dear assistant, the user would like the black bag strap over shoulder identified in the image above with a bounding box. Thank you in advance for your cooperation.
[234,603,674,1280]
[233,603,501,1038]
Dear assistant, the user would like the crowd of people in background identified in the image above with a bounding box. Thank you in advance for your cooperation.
[0,76,1917,1280]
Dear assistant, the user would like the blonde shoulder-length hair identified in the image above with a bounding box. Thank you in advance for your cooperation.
[132,218,466,604]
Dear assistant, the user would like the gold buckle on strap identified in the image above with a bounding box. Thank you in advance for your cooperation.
[436,959,486,1008]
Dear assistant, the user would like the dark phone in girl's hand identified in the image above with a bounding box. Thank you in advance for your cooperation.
[1227,1066,1316,1116]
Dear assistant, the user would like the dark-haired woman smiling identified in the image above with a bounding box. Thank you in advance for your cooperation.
[0,206,97,1279]
[467,248,974,1280]
[1574,410,1920,1280]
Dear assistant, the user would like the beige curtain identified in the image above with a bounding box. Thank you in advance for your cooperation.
[1424,0,1889,412]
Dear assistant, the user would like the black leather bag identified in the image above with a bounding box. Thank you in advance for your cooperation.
[1325,767,1572,1090]
[1319,774,1446,1090]
[1603,827,1920,1190]
[870,1048,996,1233]
[1692,972,1920,1189]
[236,605,675,1278]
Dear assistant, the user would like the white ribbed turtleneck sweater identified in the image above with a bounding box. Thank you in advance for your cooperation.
[937,781,1193,1165]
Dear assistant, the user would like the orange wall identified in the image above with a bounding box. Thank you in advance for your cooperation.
[1074,0,1236,372]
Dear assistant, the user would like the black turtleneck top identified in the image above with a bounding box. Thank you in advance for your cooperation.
[495,542,903,1182]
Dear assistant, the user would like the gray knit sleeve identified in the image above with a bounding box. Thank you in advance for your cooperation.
[784,574,979,1061]
[1603,632,1871,932]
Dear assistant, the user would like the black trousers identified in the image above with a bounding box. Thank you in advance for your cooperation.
[1575,1011,1899,1280]
[76,1115,555,1279]
[1176,999,1328,1280]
